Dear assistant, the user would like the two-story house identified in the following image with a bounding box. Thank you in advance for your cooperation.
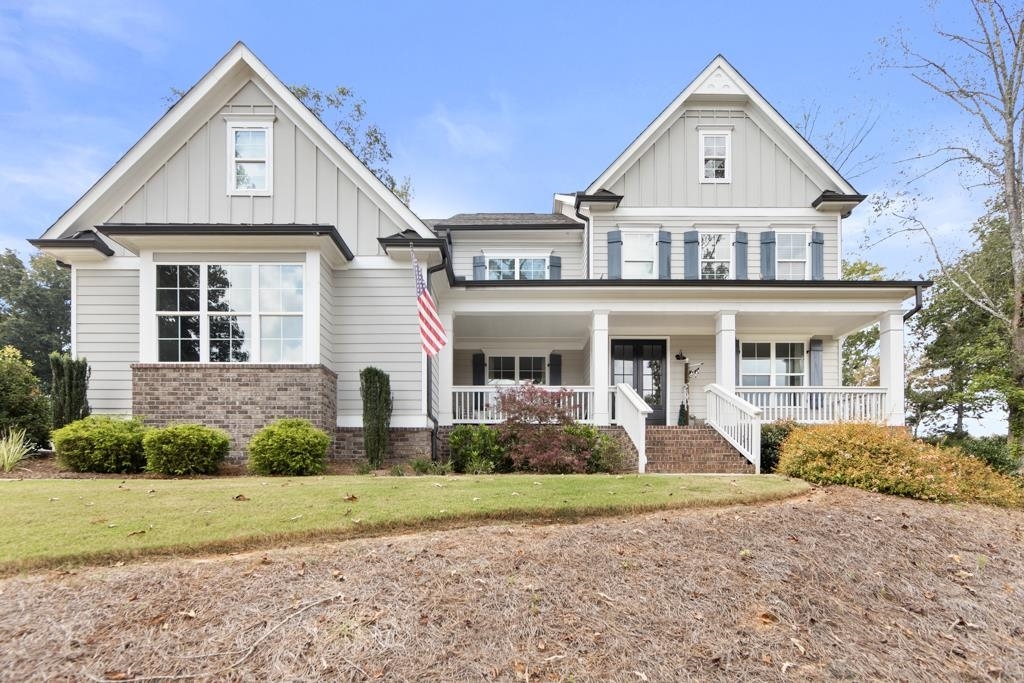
[31,43,927,472]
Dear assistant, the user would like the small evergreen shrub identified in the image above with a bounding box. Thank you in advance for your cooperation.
[777,422,1023,508]
[0,428,32,472]
[49,352,91,430]
[360,367,393,469]
[760,420,797,474]
[563,424,626,473]
[248,418,329,476]
[448,424,509,473]
[52,416,147,473]
[144,424,230,475]
[0,346,51,449]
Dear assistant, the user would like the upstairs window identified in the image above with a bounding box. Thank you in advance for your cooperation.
[699,232,731,279]
[776,233,808,280]
[622,232,656,278]
[487,256,548,280]
[700,130,731,183]
[228,122,272,195]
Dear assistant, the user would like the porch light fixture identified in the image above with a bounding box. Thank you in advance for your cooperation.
[674,351,687,361]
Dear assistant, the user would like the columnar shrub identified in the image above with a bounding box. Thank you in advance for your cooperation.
[144,424,231,475]
[360,367,393,469]
[52,416,147,473]
[0,346,50,448]
[448,424,509,473]
[49,352,91,430]
[777,422,1023,507]
[248,418,330,476]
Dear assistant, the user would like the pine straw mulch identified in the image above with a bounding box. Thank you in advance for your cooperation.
[1,486,1023,682]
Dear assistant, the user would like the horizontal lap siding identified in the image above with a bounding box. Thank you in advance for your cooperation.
[76,269,139,414]
[320,256,334,368]
[666,335,716,421]
[333,268,422,420]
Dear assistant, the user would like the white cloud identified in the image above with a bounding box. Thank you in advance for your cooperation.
[422,91,515,158]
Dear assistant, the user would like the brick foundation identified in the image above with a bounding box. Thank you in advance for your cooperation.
[131,363,337,461]
[644,425,755,474]
[333,427,433,468]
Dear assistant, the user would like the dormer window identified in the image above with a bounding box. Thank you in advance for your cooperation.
[227,121,273,195]
[699,129,731,183]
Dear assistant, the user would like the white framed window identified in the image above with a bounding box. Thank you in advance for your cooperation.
[739,342,806,387]
[155,262,302,363]
[227,122,273,195]
[621,231,657,278]
[776,232,809,280]
[699,129,731,183]
[486,255,548,280]
[699,232,732,279]
[487,355,547,385]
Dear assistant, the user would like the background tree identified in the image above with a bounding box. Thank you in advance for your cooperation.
[842,259,887,385]
[0,250,70,389]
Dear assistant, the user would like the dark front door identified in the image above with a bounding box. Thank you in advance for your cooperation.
[611,339,667,425]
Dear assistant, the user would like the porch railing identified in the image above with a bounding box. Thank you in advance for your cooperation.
[451,386,595,424]
[735,386,887,423]
[705,384,762,473]
[614,383,653,473]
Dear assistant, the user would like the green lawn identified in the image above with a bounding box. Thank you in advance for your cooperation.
[0,474,808,573]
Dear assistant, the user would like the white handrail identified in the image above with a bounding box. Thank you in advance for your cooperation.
[614,383,653,473]
[705,384,762,473]
[735,386,886,423]
[451,386,595,423]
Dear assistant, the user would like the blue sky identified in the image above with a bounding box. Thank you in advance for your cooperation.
[0,0,988,277]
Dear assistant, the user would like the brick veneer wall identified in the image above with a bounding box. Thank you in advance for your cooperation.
[644,425,755,474]
[334,427,433,468]
[132,364,337,461]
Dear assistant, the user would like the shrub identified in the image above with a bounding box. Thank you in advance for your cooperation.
[410,457,451,475]
[49,352,91,430]
[0,346,50,449]
[0,428,32,472]
[496,385,581,473]
[52,416,147,473]
[777,422,1023,508]
[563,424,626,473]
[929,433,1020,475]
[448,424,509,474]
[143,424,230,476]
[248,418,330,476]
[360,367,393,469]
[760,420,797,474]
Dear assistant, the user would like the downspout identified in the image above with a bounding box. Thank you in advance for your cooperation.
[903,285,924,322]
[574,196,592,279]
[425,243,450,462]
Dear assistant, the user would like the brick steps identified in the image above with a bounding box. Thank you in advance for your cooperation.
[644,425,754,474]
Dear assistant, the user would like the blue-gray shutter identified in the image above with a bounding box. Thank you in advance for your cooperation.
[760,231,776,280]
[809,338,824,386]
[657,230,671,279]
[683,230,699,280]
[549,353,562,386]
[607,230,622,280]
[736,339,742,385]
[472,255,485,281]
[810,231,825,280]
[735,231,748,279]
[472,352,485,386]
[549,255,562,280]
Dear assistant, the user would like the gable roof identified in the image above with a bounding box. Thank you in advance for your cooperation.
[39,42,433,241]
[433,213,581,230]
[585,55,858,197]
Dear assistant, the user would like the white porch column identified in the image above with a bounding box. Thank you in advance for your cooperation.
[878,310,906,426]
[591,310,610,426]
[436,312,455,426]
[715,311,737,392]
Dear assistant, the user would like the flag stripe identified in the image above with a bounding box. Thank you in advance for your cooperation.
[413,253,447,357]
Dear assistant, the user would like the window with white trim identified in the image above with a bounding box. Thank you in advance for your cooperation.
[621,232,657,278]
[228,122,272,194]
[487,355,546,384]
[486,256,548,280]
[776,233,808,280]
[699,232,731,279]
[700,130,731,183]
[156,263,302,363]
[739,342,805,387]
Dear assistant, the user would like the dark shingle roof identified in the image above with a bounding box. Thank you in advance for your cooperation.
[432,213,581,229]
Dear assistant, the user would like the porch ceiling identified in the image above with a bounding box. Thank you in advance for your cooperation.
[453,313,591,348]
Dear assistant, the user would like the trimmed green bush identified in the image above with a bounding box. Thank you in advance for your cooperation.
[563,424,626,473]
[760,420,797,474]
[247,418,330,476]
[52,416,147,473]
[49,352,91,430]
[777,422,1023,508]
[360,367,393,469]
[144,424,231,475]
[448,424,509,474]
[0,346,50,449]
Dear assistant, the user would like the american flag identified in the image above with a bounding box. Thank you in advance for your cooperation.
[413,252,447,356]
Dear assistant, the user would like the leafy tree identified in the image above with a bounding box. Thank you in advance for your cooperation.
[842,259,886,385]
[0,346,51,448]
[0,250,70,389]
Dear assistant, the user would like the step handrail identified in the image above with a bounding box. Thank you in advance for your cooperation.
[704,384,763,473]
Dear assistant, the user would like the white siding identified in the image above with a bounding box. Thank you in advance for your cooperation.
[666,335,715,422]
[319,255,335,368]
[333,268,422,420]
[450,231,585,280]
[105,80,400,257]
[823,337,841,386]
[76,268,139,414]
[451,349,585,386]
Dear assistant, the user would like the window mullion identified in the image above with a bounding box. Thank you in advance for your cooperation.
[252,264,261,363]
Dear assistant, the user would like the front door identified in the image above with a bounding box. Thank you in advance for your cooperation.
[611,339,667,425]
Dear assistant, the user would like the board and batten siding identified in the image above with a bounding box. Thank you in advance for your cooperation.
[105,81,400,257]
[333,268,422,421]
[591,215,839,280]
[607,109,825,209]
[75,268,139,414]
[450,231,585,280]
